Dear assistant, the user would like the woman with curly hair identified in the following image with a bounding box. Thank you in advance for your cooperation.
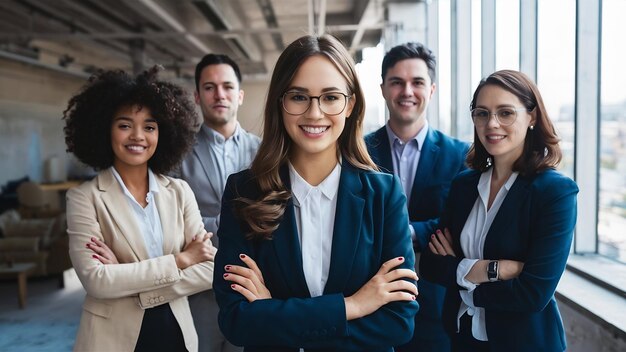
[64,66,215,352]
[213,34,419,351]
[421,70,578,351]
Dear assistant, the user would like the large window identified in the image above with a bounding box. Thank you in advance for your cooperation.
[537,0,575,178]
[495,0,519,71]
[599,0,626,263]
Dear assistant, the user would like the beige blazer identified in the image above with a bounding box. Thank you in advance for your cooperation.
[67,168,213,352]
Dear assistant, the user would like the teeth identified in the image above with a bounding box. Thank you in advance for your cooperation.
[487,135,505,140]
[301,126,328,134]
[126,145,146,151]
[398,101,415,106]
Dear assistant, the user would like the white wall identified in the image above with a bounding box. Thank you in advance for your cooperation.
[238,79,269,137]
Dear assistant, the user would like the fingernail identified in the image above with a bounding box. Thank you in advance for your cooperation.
[431,234,435,239]
[230,284,236,289]
[92,255,97,259]
[225,265,231,270]
[86,243,90,248]
[398,257,403,261]
[412,296,416,300]
[223,273,229,278]
[239,254,246,259]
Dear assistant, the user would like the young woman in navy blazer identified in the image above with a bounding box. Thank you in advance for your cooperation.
[213,34,419,351]
[421,70,578,351]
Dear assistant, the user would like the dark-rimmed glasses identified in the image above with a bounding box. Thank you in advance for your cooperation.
[282,91,351,116]
[470,107,528,126]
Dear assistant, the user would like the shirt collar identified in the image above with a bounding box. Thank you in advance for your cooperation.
[288,161,341,207]
[110,167,160,200]
[477,168,519,201]
[385,119,429,151]
[200,122,241,144]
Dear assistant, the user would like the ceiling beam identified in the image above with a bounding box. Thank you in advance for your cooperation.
[350,0,382,52]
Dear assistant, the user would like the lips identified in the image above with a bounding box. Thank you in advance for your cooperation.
[397,100,417,107]
[300,125,329,135]
[125,144,147,152]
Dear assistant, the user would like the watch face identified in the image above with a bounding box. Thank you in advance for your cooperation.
[487,261,498,281]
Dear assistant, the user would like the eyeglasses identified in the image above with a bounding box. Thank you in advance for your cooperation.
[281,91,351,116]
[470,107,528,126]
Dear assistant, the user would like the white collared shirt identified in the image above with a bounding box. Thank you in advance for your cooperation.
[455,168,518,341]
[289,162,341,298]
[111,167,164,259]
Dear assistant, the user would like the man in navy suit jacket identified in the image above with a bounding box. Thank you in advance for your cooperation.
[365,42,468,352]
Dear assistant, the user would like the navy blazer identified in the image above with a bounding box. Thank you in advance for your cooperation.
[365,126,468,341]
[214,162,419,352]
[420,169,578,351]
[365,126,469,251]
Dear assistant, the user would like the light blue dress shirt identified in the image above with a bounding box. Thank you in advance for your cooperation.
[111,167,164,259]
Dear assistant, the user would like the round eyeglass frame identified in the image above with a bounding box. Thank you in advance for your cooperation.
[470,107,528,126]
[281,91,351,116]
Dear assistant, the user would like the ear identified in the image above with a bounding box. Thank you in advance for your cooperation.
[345,94,356,118]
[194,90,200,105]
[529,108,537,127]
[429,83,436,99]
[238,89,245,106]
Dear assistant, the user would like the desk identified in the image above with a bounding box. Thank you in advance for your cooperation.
[39,181,82,192]
[0,262,37,309]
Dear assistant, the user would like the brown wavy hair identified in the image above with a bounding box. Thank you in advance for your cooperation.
[236,34,376,240]
[467,70,562,175]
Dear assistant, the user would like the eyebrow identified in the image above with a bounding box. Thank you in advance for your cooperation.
[474,104,518,110]
[287,86,345,93]
[113,116,157,123]
[202,81,235,86]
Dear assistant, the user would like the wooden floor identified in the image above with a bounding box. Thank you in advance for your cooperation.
[0,269,83,351]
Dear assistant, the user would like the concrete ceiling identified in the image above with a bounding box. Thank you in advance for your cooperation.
[0,0,387,81]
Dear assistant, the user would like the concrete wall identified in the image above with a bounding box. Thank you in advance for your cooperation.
[559,299,626,352]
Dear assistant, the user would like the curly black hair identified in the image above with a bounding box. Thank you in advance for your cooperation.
[63,66,198,175]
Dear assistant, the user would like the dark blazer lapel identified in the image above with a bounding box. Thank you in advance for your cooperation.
[271,166,310,297]
[371,127,394,174]
[193,137,222,199]
[409,128,439,212]
[324,163,365,294]
[98,169,150,261]
[154,175,177,255]
[483,175,532,257]
[449,172,480,254]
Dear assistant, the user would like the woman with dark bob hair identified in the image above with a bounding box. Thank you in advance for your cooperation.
[213,34,419,351]
[421,70,578,351]
[64,66,215,352]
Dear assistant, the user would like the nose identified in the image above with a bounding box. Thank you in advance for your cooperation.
[306,97,324,119]
[402,82,413,96]
[214,86,226,99]
[130,126,145,141]
[486,113,501,128]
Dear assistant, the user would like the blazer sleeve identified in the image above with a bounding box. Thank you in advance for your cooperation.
[67,181,211,302]
[138,180,214,308]
[214,173,418,351]
[472,177,579,312]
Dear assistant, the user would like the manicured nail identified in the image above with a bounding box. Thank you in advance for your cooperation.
[239,254,246,259]
[412,296,416,300]
[431,234,435,239]
[223,273,229,278]
[86,243,90,248]
[398,257,403,261]
[230,284,236,289]
[92,255,98,259]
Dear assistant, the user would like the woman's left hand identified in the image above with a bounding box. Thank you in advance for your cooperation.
[87,237,119,264]
[428,228,456,257]
[223,254,272,302]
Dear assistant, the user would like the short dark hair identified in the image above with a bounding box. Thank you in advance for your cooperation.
[63,66,198,175]
[194,54,242,91]
[467,70,562,175]
[381,42,437,83]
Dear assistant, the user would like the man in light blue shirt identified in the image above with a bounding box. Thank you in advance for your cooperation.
[365,42,469,352]
[178,54,260,352]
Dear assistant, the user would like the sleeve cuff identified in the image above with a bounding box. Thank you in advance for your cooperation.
[457,258,479,291]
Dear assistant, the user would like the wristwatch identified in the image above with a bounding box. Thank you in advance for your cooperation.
[487,260,499,282]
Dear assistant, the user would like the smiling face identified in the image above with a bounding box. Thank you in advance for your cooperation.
[381,58,435,131]
[110,104,158,172]
[195,63,244,132]
[282,55,354,164]
[474,84,535,168]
